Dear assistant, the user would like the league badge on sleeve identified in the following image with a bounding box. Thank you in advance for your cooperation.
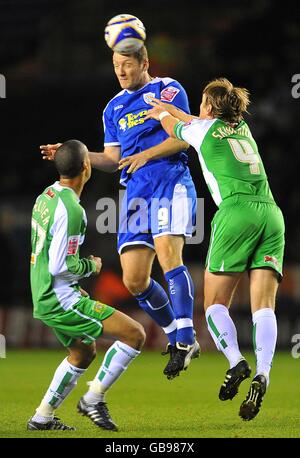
[160,86,180,102]
[67,236,80,255]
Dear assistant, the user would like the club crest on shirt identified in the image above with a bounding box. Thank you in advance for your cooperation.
[143,92,155,104]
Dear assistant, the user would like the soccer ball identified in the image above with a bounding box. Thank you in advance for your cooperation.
[104,14,146,54]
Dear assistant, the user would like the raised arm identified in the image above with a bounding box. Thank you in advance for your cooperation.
[88,145,120,173]
[40,144,121,173]
[145,98,197,137]
[118,98,195,174]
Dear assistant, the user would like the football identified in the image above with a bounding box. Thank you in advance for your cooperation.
[104,14,146,54]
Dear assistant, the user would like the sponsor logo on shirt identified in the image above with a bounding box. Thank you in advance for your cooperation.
[118,110,148,131]
[114,104,123,111]
[67,236,80,255]
[160,86,180,102]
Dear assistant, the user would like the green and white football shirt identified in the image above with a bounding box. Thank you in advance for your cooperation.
[174,118,275,206]
[174,118,284,276]
[30,182,96,319]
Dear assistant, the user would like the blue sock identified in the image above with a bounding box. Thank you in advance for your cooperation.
[165,265,195,345]
[135,279,177,345]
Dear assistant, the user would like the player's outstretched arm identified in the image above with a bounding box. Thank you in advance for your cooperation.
[146,97,197,124]
[40,143,121,173]
[89,146,121,173]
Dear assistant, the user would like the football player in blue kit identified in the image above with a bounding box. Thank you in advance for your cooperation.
[41,46,200,380]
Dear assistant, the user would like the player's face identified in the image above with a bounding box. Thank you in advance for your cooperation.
[113,53,147,91]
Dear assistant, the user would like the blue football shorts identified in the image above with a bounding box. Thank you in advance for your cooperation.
[117,162,197,254]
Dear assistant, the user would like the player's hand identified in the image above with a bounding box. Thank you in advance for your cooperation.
[40,143,62,161]
[118,152,149,173]
[79,287,89,297]
[89,255,102,275]
[144,97,170,121]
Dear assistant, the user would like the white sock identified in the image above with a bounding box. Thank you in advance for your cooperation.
[252,308,277,385]
[83,341,140,405]
[32,357,86,422]
[206,304,244,368]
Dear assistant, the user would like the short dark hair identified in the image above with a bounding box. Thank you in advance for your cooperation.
[118,45,148,63]
[54,140,87,178]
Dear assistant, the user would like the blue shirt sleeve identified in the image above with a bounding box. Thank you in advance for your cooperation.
[160,80,190,115]
[103,104,120,146]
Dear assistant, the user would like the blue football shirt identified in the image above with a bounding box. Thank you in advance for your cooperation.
[103,77,190,185]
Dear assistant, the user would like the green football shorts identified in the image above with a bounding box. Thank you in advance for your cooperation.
[41,296,115,347]
[205,195,285,278]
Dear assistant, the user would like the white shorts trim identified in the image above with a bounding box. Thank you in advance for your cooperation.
[104,142,121,146]
[118,240,155,255]
[152,232,192,239]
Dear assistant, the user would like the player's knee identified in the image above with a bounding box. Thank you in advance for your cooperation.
[87,345,97,363]
[157,248,182,273]
[123,274,150,295]
[131,321,146,350]
[69,345,96,368]
[126,321,146,350]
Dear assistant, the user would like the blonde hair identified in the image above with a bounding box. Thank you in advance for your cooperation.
[203,78,250,123]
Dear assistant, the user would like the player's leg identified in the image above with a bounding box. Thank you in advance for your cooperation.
[28,339,96,431]
[154,234,200,378]
[75,305,145,431]
[120,245,178,347]
[204,270,251,400]
[155,234,195,344]
[239,268,279,421]
[81,311,145,408]
[204,201,267,400]
[150,166,198,378]
[239,202,285,420]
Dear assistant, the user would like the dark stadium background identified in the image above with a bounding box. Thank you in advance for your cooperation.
[0,0,299,352]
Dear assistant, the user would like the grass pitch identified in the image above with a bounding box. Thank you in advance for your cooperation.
[0,349,299,438]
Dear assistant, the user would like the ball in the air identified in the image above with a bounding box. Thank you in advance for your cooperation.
[104,14,146,54]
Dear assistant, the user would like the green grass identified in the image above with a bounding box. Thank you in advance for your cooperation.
[0,350,299,438]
